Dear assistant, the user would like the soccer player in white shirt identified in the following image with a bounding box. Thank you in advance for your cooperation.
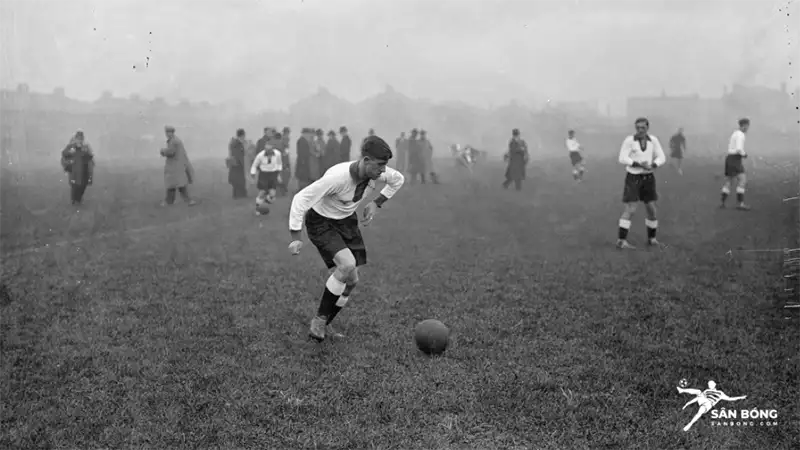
[288,136,405,341]
[616,117,667,249]
[720,118,751,210]
[250,143,283,213]
[566,129,585,181]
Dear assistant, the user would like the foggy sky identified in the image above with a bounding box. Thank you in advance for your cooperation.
[1,0,798,111]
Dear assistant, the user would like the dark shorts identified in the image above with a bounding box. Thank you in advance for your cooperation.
[622,172,658,203]
[569,151,583,166]
[671,149,683,159]
[257,171,280,191]
[305,208,367,269]
[724,154,745,177]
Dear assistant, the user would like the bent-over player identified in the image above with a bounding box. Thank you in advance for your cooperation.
[288,136,405,341]
[720,118,751,210]
[616,117,666,249]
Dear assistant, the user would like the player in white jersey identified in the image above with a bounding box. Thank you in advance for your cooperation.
[288,136,405,342]
[250,143,283,214]
[677,380,747,431]
[720,118,751,210]
[566,129,585,181]
[616,117,666,249]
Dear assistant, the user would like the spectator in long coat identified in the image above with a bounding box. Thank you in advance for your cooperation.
[61,129,94,205]
[503,128,529,191]
[338,126,352,162]
[419,130,440,184]
[160,126,197,206]
[313,129,326,175]
[322,130,340,173]
[227,128,248,199]
[407,128,426,183]
[294,128,315,191]
[395,131,408,173]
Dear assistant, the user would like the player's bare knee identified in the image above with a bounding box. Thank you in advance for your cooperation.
[348,268,359,285]
[621,203,637,219]
[645,203,657,220]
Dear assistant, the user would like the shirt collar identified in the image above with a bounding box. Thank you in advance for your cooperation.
[635,134,652,141]
[349,161,365,183]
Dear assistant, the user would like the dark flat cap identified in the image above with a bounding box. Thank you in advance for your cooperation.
[339,126,348,133]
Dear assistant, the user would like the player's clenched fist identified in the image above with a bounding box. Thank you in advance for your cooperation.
[288,240,303,255]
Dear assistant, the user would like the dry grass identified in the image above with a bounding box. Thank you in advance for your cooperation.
[1,155,798,449]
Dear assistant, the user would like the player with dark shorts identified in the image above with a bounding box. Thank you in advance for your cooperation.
[566,129,585,181]
[720,118,751,210]
[616,117,667,250]
[288,135,405,342]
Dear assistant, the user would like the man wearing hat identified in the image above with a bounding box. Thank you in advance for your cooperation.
[61,129,95,205]
[502,128,529,191]
[407,128,426,184]
[395,131,408,173]
[288,136,405,342]
[227,128,249,199]
[160,126,197,206]
[294,128,315,191]
[322,130,340,174]
[419,130,439,184]
[339,126,352,163]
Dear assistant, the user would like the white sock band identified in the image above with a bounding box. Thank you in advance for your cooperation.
[645,219,658,228]
[326,274,346,296]
[619,219,631,229]
[721,186,730,194]
[335,296,349,307]
[736,186,746,194]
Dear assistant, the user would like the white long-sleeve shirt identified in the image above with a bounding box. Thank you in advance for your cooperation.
[566,138,581,153]
[618,134,666,175]
[728,130,747,156]
[289,161,405,231]
[250,148,283,175]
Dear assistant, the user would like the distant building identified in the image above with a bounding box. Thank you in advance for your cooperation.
[627,84,798,134]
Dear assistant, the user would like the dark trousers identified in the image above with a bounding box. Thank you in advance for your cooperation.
[232,183,248,199]
[503,178,522,191]
[70,183,88,203]
[165,186,190,204]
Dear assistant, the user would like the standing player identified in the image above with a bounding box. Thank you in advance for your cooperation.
[720,118,751,210]
[669,127,687,175]
[288,136,405,342]
[566,129,585,182]
[616,117,666,249]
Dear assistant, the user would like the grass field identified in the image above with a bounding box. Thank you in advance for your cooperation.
[1,154,798,449]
